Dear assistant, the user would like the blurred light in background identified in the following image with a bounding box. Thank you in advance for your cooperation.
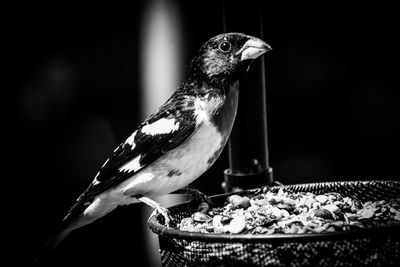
[140,0,183,118]
[139,0,184,266]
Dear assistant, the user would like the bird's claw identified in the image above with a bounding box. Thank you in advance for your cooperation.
[138,195,172,227]
[156,206,172,227]
[200,193,213,208]
[189,188,213,207]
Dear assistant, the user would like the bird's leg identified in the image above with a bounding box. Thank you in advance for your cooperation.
[137,195,171,226]
[172,188,213,207]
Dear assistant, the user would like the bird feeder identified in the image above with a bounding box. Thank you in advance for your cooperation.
[148,180,400,266]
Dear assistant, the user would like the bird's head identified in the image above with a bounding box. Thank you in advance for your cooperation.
[188,33,271,88]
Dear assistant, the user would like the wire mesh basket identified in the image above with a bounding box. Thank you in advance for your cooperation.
[148,180,400,266]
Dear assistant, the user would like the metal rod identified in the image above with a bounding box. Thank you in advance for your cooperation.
[222,2,273,192]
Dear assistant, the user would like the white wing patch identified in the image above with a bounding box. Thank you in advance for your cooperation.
[92,176,100,186]
[142,118,180,135]
[125,130,137,149]
[119,155,142,172]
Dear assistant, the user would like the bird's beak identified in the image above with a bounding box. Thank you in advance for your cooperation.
[237,37,272,61]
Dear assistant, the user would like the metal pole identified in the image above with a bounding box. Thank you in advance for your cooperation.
[222,1,274,192]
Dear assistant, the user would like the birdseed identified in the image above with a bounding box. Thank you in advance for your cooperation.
[177,187,400,234]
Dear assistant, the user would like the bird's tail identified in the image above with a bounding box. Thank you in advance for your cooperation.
[34,226,73,264]
[35,210,98,264]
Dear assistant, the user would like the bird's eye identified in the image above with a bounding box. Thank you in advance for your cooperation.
[219,41,231,52]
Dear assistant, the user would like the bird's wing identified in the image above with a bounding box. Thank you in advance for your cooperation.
[64,94,197,220]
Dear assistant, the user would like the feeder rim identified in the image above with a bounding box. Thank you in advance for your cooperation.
[148,180,400,243]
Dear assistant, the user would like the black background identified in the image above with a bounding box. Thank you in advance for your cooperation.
[10,1,399,266]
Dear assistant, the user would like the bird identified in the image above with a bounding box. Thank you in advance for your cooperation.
[39,32,271,258]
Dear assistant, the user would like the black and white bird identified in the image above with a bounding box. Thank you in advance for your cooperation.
[42,32,271,255]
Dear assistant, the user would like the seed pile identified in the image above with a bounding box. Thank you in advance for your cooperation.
[177,188,400,234]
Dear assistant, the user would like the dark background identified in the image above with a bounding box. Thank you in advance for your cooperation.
[10,1,399,266]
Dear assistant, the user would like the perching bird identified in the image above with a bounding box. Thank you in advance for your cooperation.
[40,32,271,257]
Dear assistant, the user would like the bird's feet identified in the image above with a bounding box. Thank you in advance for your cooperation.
[194,189,214,208]
[137,195,172,227]
[155,206,172,227]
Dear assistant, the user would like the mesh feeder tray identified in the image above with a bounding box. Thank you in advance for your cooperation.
[148,180,400,266]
